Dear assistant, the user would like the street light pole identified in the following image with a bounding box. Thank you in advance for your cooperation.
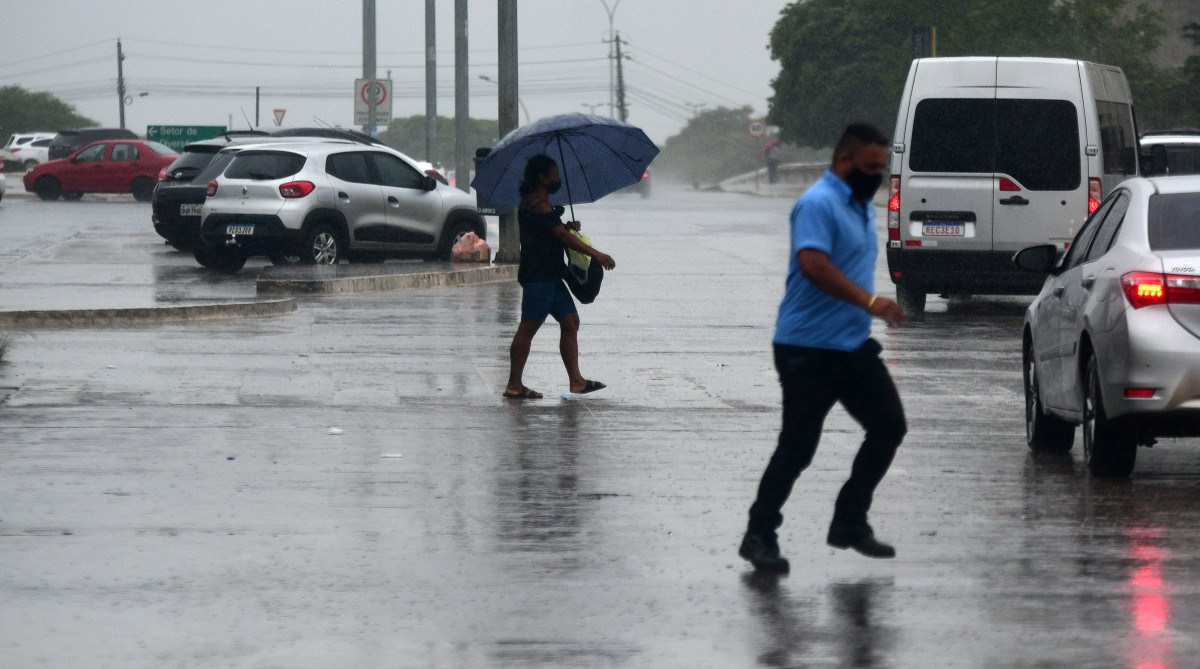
[600,0,622,118]
[479,75,530,125]
[581,102,604,115]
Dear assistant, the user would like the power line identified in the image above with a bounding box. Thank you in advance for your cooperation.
[0,39,115,70]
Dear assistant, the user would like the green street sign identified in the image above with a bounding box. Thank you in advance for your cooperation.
[146,125,227,151]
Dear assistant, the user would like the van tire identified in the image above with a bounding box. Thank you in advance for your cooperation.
[896,285,926,316]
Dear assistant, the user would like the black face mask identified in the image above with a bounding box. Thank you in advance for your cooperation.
[547,179,563,195]
[846,168,883,202]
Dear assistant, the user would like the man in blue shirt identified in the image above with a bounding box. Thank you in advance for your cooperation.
[740,123,908,573]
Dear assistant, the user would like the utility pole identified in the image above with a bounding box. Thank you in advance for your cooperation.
[116,39,126,129]
[425,0,436,164]
[495,0,520,263]
[600,0,622,118]
[363,0,378,136]
[454,0,469,192]
[255,87,260,127]
[614,32,628,122]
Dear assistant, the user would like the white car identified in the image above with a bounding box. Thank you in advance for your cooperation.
[1016,175,1200,477]
[1141,131,1200,177]
[1,132,56,171]
[198,140,483,272]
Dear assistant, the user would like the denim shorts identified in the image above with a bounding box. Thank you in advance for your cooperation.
[522,280,577,323]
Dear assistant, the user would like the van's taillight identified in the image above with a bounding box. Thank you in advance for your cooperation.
[1088,177,1103,215]
[1121,272,1200,309]
[1124,388,1156,399]
[279,181,315,198]
[157,167,169,182]
[887,175,900,242]
[206,180,218,198]
[999,177,1021,192]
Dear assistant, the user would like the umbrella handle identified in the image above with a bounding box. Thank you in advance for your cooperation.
[555,134,576,221]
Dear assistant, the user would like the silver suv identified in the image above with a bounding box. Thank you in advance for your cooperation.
[198,141,484,272]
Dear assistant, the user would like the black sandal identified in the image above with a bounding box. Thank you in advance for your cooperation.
[575,380,606,395]
[502,386,544,400]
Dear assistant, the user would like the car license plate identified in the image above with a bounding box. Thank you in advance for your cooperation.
[923,223,964,237]
[226,224,255,236]
[180,203,203,217]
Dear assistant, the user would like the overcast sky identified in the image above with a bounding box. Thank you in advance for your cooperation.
[1,0,791,150]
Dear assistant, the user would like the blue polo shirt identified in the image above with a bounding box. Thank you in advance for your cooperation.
[773,169,877,351]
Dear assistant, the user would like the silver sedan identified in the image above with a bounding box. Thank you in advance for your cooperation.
[1015,175,1200,477]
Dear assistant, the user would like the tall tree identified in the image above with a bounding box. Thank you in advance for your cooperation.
[377,115,499,166]
[767,0,1173,146]
[0,86,96,136]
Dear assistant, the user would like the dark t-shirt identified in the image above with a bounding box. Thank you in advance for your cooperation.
[518,205,566,285]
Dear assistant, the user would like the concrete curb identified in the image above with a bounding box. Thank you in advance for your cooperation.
[0,298,296,329]
[257,263,518,295]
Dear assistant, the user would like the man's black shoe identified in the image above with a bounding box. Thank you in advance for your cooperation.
[739,534,790,573]
[827,524,896,559]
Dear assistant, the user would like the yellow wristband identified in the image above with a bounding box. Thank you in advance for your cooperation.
[867,295,877,310]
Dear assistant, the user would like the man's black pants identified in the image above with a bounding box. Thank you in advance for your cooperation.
[747,339,907,538]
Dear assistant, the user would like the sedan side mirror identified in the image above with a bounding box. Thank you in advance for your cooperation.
[1013,244,1060,274]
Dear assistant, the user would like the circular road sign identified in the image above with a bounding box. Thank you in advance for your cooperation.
[748,120,766,138]
[360,80,388,106]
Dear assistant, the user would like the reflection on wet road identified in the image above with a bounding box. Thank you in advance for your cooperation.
[3,188,1200,667]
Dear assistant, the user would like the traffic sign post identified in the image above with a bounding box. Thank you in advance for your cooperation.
[354,78,393,125]
[748,120,766,138]
[146,125,227,151]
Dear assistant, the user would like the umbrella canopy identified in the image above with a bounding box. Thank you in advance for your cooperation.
[471,113,659,207]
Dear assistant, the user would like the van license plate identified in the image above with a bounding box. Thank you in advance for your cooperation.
[923,223,964,237]
[180,203,203,217]
[226,225,255,236]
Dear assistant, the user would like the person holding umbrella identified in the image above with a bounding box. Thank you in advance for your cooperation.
[502,155,616,400]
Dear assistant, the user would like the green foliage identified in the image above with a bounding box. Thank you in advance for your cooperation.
[0,86,96,137]
[376,115,500,165]
[768,0,1190,145]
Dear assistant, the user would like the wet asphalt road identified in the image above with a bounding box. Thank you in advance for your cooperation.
[3,187,1200,668]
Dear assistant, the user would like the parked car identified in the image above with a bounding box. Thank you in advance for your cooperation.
[47,128,139,161]
[1,132,56,171]
[1141,130,1200,177]
[24,139,178,201]
[153,133,357,251]
[888,57,1140,314]
[198,140,484,272]
[0,166,6,203]
[1014,175,1200,477]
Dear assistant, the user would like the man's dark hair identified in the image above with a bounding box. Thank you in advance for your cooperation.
[832,122,889,162]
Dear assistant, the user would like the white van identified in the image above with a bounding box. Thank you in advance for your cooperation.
[886,57,1140,313]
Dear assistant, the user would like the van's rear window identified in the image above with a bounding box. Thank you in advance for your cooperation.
[225,151,306,180]
[909,98,1080,191]
[1148,193,1200,251]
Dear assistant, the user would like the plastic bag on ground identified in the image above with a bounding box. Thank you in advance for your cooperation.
[451,231,491,262]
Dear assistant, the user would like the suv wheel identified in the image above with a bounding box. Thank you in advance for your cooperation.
[1082,354,1136,477]
[35,176,62,201]
[22,159,38,171]
[437,216,481,260]
[896,285,926,316]
[303,223,343,265]
[131,177,155,202]
[1024,341,1074,452]
[198,245,246,273]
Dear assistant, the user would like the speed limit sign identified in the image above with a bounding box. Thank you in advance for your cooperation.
[748,120,766,137]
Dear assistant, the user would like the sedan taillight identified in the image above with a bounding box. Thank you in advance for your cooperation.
[279,181,315,198]
[1121,271,1200,309]
[157,167,169,182]
[206,180,218,198]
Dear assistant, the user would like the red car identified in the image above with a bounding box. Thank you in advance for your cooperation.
[24,139,178,202]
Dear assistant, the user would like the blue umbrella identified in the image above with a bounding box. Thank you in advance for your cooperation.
[470,113,659,219]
